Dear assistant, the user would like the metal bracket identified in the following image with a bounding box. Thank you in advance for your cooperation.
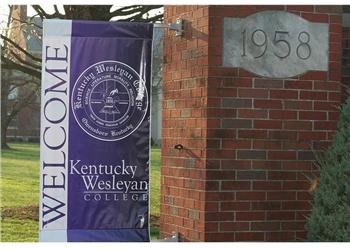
[154,19,184,37]
[169,19,183,37]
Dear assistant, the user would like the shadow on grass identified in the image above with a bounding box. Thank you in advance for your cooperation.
[2,143,39,162]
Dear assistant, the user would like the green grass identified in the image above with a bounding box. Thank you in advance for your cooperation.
[1,142,161,242]
[150,147,161,216]
[1,143,40,208]
[1,218,38,242]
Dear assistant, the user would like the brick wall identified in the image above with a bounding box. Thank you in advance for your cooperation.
[161,5,343,241]
[342,26,350,101]
[160,6,210,241]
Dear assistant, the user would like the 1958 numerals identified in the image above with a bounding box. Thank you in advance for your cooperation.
[241,29,311,60]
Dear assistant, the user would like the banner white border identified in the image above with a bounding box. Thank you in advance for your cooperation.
[39,19,72,242]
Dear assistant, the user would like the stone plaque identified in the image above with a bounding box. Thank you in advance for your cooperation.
[223,11,329,78]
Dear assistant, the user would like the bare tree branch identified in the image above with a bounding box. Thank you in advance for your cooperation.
[115,5,163,22]
[6,5,13,30]
[1,55,41,79]
[111,5,162,18]
[8,87,39,121]
[10,16,42,29]
[31,5,46,19]
[53,5,66,19]
[110,5,144,17]
[8,49,41,70]
[145,13,164,23]
[1,34,41,62]
[32,5,65,19]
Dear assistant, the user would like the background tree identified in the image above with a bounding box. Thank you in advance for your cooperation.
[1,5,163,149]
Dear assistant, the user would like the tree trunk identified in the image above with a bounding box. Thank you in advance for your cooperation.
[1,105,10,150]
[1,73,10,150]
[1,122,10,149]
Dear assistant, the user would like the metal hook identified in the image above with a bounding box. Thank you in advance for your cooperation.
[174,144,184,150]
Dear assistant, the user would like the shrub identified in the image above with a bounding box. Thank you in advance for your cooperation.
[306,95,350,241]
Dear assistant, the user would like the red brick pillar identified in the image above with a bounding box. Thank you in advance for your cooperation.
[160,5,343,242]
[342,25,350,101]
[160,6,209,241]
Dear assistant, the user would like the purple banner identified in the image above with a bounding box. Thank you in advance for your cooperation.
[40,19,153,242]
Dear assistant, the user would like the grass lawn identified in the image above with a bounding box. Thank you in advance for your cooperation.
[0,143,161,242]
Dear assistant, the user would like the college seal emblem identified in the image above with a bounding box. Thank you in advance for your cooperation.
[71,60,148,141]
